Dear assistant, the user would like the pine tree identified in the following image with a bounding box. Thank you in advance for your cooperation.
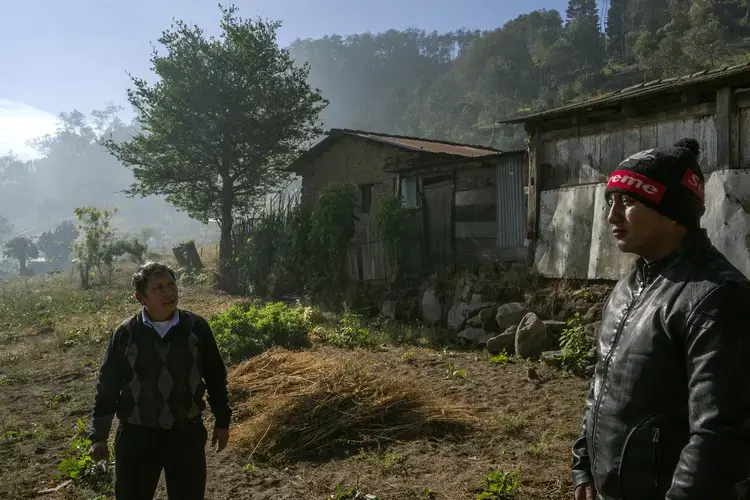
[566,0,605,71]
[606,0,627,62]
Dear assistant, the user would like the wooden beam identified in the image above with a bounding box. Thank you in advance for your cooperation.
[716,87,736,169]
[539,102,716,142]
[526,129,540,268]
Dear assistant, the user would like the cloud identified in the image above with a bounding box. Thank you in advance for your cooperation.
[0,100,59,160]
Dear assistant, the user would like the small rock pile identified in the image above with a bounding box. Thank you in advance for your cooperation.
[415,278,606,370]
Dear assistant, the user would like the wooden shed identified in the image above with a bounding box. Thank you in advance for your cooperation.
[289,129,528,283]
[498,62,750,280]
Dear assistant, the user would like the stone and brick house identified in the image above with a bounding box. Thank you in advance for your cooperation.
[289,129,528,284]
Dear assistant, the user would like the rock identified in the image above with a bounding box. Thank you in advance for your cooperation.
[486,330,516,354]
[585,364,596,377]
[382,300,405,319]
[457,327,493,346]
[587,347,597,364]
[421,287,442,326]
[479,306,499,332]
[447,302,470,332]
[543,320,567,337]
[461,285,473,303]
[470,293,486,305]
[515,312,557,359]
[465,302,494,318]
[583,303,603,324]
[541,350,563,368]
[495,302,529,330]
[467,314,483,328]
[584,321,601,343]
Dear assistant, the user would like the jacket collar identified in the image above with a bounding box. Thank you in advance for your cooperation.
[636,229,712,284]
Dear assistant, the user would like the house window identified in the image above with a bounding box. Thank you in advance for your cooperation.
[400,176,419,208]
[359,184,373,214]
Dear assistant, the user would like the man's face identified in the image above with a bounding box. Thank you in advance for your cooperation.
[137,271,178,320]
[607,193,677,258]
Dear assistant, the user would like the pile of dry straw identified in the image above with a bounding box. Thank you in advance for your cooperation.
[227,347,478,461]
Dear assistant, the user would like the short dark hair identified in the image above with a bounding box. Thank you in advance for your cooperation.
[132,261,176,296]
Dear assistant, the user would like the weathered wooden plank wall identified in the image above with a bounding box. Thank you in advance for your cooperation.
[538,113,718,190]
[454,167,497,262]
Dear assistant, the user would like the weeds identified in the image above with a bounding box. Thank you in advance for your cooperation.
[488,352,511,365]
[476,470,520,499]
[209,302,311,362]
[55,419,113,493]
[315,311,372,349]
[559,313,592,375]
[445,363,467,380]
[330,484,379,500]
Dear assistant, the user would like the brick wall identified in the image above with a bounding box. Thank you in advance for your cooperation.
[298,136,425,281]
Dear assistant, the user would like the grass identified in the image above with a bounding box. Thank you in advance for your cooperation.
[227,348,478,462]
[0,262,596,499]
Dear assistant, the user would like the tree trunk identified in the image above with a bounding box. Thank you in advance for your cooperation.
[217,180,235,292]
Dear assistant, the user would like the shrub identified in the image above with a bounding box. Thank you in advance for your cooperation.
[476,470,520,499]
[313,311,372,349]
[559,312,592,375]
[209,302,311,363]
[56,419,113,493]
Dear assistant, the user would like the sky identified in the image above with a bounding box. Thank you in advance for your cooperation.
[0,0,568,159]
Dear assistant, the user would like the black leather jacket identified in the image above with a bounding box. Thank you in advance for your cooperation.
[572,230,750,500]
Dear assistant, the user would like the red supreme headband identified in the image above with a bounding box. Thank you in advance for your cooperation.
[606,170,666,204]
[606,169,705,205]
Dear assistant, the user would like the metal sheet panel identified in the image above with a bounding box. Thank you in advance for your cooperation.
[496,153,527,249]
[535,185,597,279]
[702,170,750,278]
[536,169,750,280]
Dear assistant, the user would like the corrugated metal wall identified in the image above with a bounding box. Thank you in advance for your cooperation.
[496,152,527,249]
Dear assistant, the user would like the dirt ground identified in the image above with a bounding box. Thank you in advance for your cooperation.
[0,278,589,500]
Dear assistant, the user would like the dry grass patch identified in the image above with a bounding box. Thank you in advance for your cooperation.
[228,348,478,462]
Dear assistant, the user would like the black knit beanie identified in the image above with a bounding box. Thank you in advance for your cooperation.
[605,137,706,229]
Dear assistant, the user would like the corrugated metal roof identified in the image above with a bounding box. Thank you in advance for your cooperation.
[333,129,502,157]
[498,61,750,124]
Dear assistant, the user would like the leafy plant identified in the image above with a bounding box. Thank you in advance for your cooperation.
[559,312,592,375]
[315,311,372,349]
[488,352,510,365]
[55,419,113,493]
[309,183,358,293]
[329,484,379,500]
[445,363,467,380]
[375,194,415,280]
[38,220,77,263]
[208,302,311,363]
[476,470,520,499]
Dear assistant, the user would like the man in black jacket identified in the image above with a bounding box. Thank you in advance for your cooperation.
[88,261,231,499]
[572,138,750,500]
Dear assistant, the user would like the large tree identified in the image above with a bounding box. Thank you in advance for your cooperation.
[103,4,327,287]
[3,237,38,276]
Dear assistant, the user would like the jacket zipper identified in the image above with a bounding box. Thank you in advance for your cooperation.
[590,278,646,480]
[653,427,661,494]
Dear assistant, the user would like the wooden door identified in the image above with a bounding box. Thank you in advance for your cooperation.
[423,176,454,266]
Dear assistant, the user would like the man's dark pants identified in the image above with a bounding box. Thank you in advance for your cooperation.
[114,420,207,500]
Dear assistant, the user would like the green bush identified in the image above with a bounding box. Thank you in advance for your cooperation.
[559,312,592,375]
[209,302,311,363]
[56,419,113,493]
[314,311,372,349]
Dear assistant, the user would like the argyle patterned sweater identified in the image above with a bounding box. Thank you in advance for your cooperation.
[89,309,231,442]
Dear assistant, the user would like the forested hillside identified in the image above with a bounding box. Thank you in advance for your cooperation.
[289,0,750,149]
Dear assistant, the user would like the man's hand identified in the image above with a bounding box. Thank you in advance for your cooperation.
[212,427,229,453]
[89,441,109,462]
[574,483,596,500]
